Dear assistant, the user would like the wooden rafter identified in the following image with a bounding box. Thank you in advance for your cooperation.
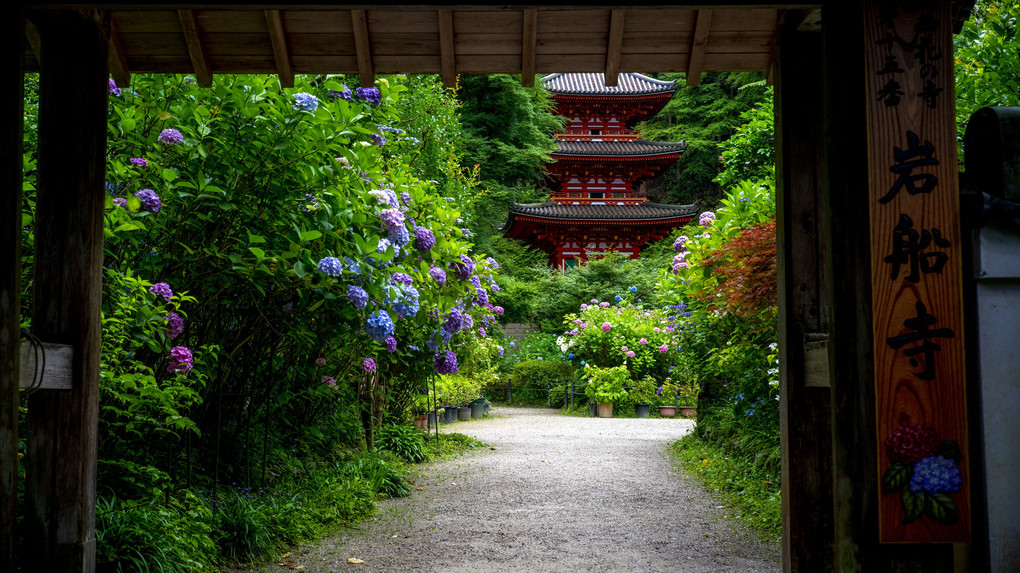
[25,20,42,67]
[351,9,374,87]
[605,10,625,87]
[687,9,713,87]
[108,19,130,87]
[178,9,211,87]
[438,9,455,88]
[521,9,537,87]
[265,10,294,88]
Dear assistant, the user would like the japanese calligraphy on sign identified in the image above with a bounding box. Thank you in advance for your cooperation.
[865,0,969,543]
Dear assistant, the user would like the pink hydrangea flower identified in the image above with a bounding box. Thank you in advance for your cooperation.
[315,357,327,366]
[580,304,588,310]
[658,345,668,353]
[601,322,611,332]
[599,302,610,308]
[590,299,598,304]
[322,376,337,387]
[639,338,648,345]
[626,351,635,358]
[621,346,628,352]
[653,327,661,333]
[362,358,377,372]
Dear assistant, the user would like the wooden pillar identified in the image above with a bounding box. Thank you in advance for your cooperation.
[774,15,833,573]
[24,9,109,572]
[1,8,25,572]
[822,3,956,570]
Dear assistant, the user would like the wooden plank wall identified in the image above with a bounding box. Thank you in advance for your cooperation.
[0,8,25,571]
[24,9,109,572]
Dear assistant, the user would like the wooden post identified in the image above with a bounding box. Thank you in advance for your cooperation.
[1,8,25,571]
[774,16,834,573]
[24,9,109,572]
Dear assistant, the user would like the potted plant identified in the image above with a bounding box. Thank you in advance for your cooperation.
[677,381,698,418]
[655,379,679,418]
[628,375,656,418]
[584,366,629,418]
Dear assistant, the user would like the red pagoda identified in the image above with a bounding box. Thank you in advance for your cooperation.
[502,72,695,269]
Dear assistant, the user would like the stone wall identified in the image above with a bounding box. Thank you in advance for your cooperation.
[501,322,541,342]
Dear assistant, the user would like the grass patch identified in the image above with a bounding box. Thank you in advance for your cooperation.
[424,432,488,460]
[670,432,782,541]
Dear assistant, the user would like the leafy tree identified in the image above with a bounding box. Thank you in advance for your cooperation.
[639,72,770,206]
[955,1,1020,145]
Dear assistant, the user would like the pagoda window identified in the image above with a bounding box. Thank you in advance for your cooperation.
[590,129,601,135]
[589,192,604,199]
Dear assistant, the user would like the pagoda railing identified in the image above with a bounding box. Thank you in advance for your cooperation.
[554,133,640,142]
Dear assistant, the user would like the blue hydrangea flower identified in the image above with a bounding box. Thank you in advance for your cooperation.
[909,455,963,494]
[568,353,575,359]
[614,295,623,302]
[347,285,369,310]
[391,273,413,287]
[371,133,386,147]
[429,265,446,287]
[328,86,352,101]
[427,327,452,352]
[629,286,637,293]
[355,87,382,104]
[415,227,436,252]
[364,310,395,343]
[443,308,464,334]
[343,256,363,280]
[292,92,319,112]
[318,256,343,277]
[390,285,419,318]
[389,225,411,247]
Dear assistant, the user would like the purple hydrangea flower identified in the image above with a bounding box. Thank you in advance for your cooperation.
[699,211,716,228]
[415,227,436,252]
[167,346,193,376]
[322,375,337,387]
[315,357,327,367]
[476,288,489,307]
[673,235,689,253]
[165,311,184,339]
[443,308,464,334]
[493,306,504,316]
[292,92,319,112]
[485,257,499,270]
[158,128,184,145]
[390,225,411,247]
[470,276,482,289]
[461,228,473,237]
[347,285,369,310]
[400,192,412,205]
[427,327,452,352]
[135,189,162,213]
[385,336,397,354]
[113,197,128,209]
[355,87,382,105]
[429,265,447,287]
[479,327,486,337]
[108,78,121,96]
[909,455,963,494]
[149,282,173,302]
[365,311,395,343]
[451,255,475,281]
[462,313,474,331]
[129,157,148,168]
[329,86,352,101]
[391,273,413,287]
[491,283,500,293]
[362,358,377,373]
[380,208,405,234]
[318,256,344,277]
[433,350,459,375]
[371,133,386,147]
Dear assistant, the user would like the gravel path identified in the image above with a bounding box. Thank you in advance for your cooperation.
[247,407,780,573]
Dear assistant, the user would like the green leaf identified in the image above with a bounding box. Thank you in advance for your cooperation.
[161,168,177,182]
[120,118,136,132]
[882,462,912,494]
[248,247,265,260]
[299,230,323,242]
[294,261,306,278]
[247,233,266,244]
[901,490,925,524]
[926,493,959,524]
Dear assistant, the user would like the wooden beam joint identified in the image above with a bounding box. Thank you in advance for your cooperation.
[687,9,713,87]
[178,9,211,87]
[265,10,294,88]
[605,10,625,87]
[351,9,374,88]
[438,9,456,89]
[521,9,537,88]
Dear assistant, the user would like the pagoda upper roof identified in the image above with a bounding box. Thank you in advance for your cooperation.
[552,139,686,157]
[542,73,678,97]
[506,202,696,222]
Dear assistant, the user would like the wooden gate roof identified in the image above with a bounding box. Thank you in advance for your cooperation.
[22,3,824,89]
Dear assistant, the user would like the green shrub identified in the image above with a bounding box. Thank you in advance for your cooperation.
[96,492,216,572]
[505,359,575,405]
[336,453,411,499]
[376,424,429,463]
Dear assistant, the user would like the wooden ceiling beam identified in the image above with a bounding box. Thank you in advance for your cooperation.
[177,9,211,87]
[265,10,294,88]
[438,8,455,88]
[686,9,713,87]
[108,19,130,87]
[521,9,537,87]
[25,20,42,67]
[351,9,374,87]
[605,9,625,87]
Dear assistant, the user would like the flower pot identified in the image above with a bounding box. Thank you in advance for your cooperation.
[413,415,428,430]
[679,406,697,418]
[427,410,438,428]
[597,402,614,418]
[658,406,677,418]
[458,407,472,421]
[470,399,485,419]
[442,405,457,424]
[634,403,650,418]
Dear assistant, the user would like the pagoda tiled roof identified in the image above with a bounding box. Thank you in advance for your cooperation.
[552,139,686,157]
[542,73,678,96]
[507,202,696,222]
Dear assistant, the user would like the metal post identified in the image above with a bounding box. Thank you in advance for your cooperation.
[508,380,512,404]
[570,381,575,410]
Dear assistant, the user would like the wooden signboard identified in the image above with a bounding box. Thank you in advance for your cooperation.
[865,0,969,543]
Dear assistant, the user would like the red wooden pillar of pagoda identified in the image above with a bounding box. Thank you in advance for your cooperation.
[24,9,110,572]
